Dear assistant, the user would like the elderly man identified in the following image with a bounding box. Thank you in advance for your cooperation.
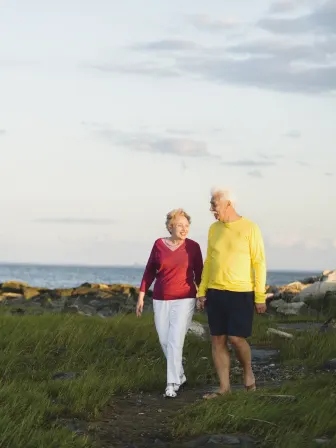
[197,188,266,398]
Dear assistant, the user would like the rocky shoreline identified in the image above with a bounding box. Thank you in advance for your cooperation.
[0,269,335,318]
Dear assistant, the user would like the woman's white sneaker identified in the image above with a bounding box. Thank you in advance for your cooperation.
[173,374,187,392]
[164,384,177,398]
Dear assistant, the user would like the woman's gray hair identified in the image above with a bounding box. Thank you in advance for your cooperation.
[165,208,191,234]
[211,187,236,206]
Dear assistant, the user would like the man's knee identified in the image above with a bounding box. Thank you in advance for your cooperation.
[228,335,246,348]
[211,335,227,350]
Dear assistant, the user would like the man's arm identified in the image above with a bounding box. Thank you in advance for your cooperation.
[197,226,213,298]
[249,224,267,304]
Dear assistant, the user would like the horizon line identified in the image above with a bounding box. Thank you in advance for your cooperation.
[0,261,322,273]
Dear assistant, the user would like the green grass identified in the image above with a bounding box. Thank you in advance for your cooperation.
[0,311,334,447]
[172,374,336,448]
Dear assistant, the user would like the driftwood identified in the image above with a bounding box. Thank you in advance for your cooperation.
[267,328,294,339]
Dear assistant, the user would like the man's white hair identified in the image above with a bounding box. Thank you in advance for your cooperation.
[211,187,236,206]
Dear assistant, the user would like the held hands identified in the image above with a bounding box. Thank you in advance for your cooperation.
[254,302,267,314]
[196,296,206,311]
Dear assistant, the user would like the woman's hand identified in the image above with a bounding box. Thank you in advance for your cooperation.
[136,292,145,317]
[136,299,144,317]
[196,296,206,311]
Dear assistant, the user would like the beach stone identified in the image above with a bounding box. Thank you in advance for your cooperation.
[58,418,88,435]
[188,321,208,338]
[52,372,79,380]
[3,295,26,305]
[184,434,246,446]
[323,359,336,371]
[0,280,29,293]
[296,270,336,302]
[268,299,286,310]
[23,287,40,299]
[77,304,97,316]
[314,438,331,445]
[275,301,309,316]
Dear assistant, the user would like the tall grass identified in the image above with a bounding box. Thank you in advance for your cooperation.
[0,311,334,447]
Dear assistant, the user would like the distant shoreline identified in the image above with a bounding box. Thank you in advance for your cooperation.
[0,261,322,273]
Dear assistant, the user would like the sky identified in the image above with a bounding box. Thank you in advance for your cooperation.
[0,0,335,270]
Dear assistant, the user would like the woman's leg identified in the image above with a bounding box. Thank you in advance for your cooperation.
[153,299,170,359]
[167,298,196,385]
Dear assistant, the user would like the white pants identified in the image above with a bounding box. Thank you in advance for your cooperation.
[153,298,196,385]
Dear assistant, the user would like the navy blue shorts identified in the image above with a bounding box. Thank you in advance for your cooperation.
[205,289,255,338]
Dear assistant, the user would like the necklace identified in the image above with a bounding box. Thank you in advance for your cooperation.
[165,238,182,247]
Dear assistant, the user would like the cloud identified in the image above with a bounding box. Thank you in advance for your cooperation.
[131,39,201,52]
[91,2,336,95]
[247,169,263,178]
[284,129,301,138]
[34,218,115,225]
[259,1,336,35]
[268,0,298,14]
[188,14,239,32]
[325,172,333,176]
[259,152,284,160]
[166,128,195,136]
[222,159,276,166]
[86,124,217,158]
[297,160,310,166]
[0,129,6,135]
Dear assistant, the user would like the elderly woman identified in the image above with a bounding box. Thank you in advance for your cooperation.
[136,208,203,398]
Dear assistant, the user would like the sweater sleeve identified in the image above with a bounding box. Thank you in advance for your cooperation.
[139,242,157,293]
[193,243,204,287]
[249,224,267,304]
[197,226,213,297]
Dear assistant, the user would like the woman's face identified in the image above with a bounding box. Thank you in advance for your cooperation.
[170,216,190,240]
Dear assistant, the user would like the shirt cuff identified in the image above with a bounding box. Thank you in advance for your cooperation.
[254,292,266,304]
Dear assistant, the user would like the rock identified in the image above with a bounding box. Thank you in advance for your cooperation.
[188,321,208,338]
[58,418,88,435]
[296,270,336,302]
[3,295,27,306]
[77,305,97,316]
[314,438,331,445]
[0,280,29,293]
[52,372,79,380]
[319,317,336,333]
[323,359,336,371]
[23,287,40,300]
[184,434,252,447]
[268,299,286,310]
[0,292,25,301]
[275,301,310,316]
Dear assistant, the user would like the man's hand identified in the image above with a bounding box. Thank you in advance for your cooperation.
[197,296,206,311]
[136,299,144,317]
[255,302,267,314]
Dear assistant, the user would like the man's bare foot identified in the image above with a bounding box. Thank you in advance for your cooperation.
[203,389,231,400]
[244,371,256,391]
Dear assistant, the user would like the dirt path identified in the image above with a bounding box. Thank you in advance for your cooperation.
[91,382,279,448]
[93,386,203,448]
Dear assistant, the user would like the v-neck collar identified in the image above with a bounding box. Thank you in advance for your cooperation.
[160,238,186,253]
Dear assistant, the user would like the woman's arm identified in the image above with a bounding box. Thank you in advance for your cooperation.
[137,243,157,316]
[139,242,157,295]
[194,242,204,287]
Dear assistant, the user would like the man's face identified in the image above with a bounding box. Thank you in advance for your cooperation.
[210,194,229,222]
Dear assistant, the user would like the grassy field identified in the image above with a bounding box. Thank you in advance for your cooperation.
[0,311,335,447]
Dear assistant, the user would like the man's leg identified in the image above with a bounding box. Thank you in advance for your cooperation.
[211,335,231,393]
[227,292,256,389]
[228,336,255,388]
[204,289,231,398]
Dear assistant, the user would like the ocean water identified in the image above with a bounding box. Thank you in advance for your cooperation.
[0,263,320,289]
